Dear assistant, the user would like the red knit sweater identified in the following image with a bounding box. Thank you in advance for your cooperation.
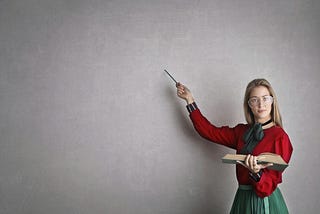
[190,109,293,198]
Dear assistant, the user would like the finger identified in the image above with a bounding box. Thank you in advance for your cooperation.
[251,156,259,172]
[236,161,248,169]
[249,155,254,169]
[177,89,184,95]
[177,86,185,92]
[176,83,185,90]
[253,156,258,169]
[253,156,257,164]
[249,155,255,169]
[260,163,273,169]
[245,154,250,167]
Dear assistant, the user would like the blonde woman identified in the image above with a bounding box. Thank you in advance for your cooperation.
[176,79,293,213]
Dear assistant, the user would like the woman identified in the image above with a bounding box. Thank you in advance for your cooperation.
[176,78,293,213]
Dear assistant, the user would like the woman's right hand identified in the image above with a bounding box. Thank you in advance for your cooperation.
[176,82,194,104]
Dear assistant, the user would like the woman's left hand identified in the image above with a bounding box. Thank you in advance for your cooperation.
[236,154,273,174]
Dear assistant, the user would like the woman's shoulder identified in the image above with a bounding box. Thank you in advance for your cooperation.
[270,125,287,133]
[265,125,290,140]
[233,123,250,134]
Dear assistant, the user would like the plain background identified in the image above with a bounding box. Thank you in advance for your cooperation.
[1,0,319,213]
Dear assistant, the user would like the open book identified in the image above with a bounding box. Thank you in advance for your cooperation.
[222,153,288,171]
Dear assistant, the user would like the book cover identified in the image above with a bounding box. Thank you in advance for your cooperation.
[222,153,288,171]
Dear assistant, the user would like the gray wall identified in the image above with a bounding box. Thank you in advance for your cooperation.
[1,0,319,213]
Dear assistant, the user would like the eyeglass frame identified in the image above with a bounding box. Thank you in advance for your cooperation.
[247,95,274,107]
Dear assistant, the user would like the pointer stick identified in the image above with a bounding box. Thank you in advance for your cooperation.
[164,69,178,84]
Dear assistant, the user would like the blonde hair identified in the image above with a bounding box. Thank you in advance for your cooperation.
[243,78,283,127]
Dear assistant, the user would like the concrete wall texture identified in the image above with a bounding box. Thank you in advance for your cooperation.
[0,0,319,213]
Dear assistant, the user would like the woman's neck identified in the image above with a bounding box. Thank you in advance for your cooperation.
[261,119,274,129]
[255,118,274,129]
[256,117,271,124]
[262,122,275,129]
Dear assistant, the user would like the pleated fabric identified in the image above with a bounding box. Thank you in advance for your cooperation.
[230,185,289,214]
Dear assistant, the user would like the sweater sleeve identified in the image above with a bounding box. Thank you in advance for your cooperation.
[189,109,239,149]
[253,133,293,198]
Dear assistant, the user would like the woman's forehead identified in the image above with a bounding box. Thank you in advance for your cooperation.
[250,86,270,96]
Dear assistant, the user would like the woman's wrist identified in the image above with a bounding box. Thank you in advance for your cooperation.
[249,170,263,182]
[186,97,194,104]
[186,101,198,113]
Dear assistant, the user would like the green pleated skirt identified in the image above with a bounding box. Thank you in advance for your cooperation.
[230,185,289,214]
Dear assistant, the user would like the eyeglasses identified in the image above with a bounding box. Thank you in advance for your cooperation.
[248,95,273,107]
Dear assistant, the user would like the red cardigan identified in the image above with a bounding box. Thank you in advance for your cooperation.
[189,109,293,198]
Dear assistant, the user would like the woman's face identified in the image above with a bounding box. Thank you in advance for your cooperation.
[248,86,273,123]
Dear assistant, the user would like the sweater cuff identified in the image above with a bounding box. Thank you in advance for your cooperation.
[186,102,198,113]
[249,170,263,182]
